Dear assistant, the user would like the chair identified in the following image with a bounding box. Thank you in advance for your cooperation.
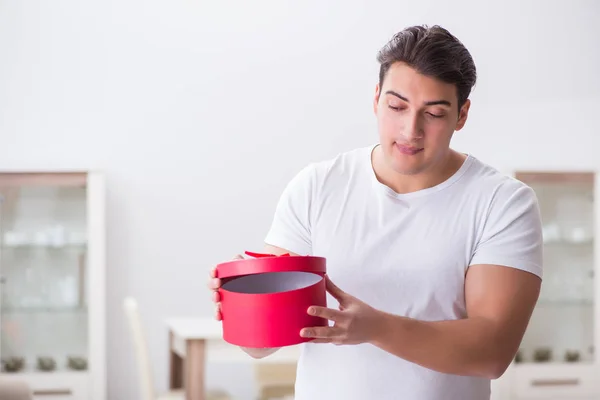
[0,379,32,400]
[123,297,230,400]
[254,363,296,400]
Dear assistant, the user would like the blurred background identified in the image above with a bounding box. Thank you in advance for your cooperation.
[0,0,599,399]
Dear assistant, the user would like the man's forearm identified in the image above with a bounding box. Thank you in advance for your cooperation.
[371,312,514,379]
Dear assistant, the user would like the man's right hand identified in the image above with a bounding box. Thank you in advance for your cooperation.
[208,254,243,321]
[208,252,283,359]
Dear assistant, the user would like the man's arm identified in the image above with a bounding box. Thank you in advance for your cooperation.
[370,264,541,379]
[300,182,542,377]
[240,244,299,359]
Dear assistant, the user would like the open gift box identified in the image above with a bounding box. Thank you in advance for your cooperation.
[217,251,327,348]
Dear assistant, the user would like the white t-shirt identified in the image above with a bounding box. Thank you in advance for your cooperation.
[264,144,543,400]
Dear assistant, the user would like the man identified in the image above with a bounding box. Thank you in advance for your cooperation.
[208,24,542,400]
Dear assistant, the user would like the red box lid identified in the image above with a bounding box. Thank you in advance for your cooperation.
[216,251,326,279]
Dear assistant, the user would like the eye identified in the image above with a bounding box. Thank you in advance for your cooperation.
[426,112,444,118]
[388,105,404,111]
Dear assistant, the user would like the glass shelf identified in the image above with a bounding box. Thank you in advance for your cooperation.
[536,300,594,307]
[1,244,87,250]
[514,359,594,370]
[1,356,89,374]
[0,366,89,375]
[543,239,593,246]
[1,306,87,314]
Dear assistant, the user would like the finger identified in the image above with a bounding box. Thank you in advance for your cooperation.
[207,278,221,290]
[211,255,242,280]
[325,275,349,303]
[309,338,333,344]
[212,291,220,303]
[300,326,343,339]
[214,303,222,321]
[308,306,344,322]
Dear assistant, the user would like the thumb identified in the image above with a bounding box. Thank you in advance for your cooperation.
[325,275,349,303]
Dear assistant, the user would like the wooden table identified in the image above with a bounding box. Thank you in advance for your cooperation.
[166,317,300,400]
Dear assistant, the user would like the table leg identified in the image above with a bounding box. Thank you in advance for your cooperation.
[169,331,183,389]
[184,338,206,400]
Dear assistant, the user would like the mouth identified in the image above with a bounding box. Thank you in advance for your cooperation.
[395,143,424,155]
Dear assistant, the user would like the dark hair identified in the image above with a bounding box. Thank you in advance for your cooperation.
[376,25,477,109]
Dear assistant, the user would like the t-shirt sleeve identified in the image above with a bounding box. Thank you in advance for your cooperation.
[470,182,544,278]
[264,164,316,256]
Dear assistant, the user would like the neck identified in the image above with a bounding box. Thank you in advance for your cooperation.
[372,146,466,194]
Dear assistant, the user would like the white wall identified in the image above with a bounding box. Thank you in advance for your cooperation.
[0,0,599,399]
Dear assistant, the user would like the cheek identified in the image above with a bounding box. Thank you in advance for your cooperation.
[377,112,404,136]
[422,121,453,145]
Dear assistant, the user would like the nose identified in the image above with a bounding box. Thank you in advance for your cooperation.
[404,113,424,140]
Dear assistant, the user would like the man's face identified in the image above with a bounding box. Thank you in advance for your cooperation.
[373,62,470,176]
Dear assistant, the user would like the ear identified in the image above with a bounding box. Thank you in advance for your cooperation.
[455,99,471,131]
[373,83,381,115]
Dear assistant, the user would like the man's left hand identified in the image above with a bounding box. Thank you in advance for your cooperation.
[300,275,384,345]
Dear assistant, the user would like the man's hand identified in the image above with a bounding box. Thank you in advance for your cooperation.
[300,275,384,345]
[208,245,293,359]
[207,254,243,321]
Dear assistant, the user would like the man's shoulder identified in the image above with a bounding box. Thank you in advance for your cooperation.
[299,144,373,181]
[467,156,532,193]
[466,156,538,209]
[311,144,373,171]
[283,145,373,194]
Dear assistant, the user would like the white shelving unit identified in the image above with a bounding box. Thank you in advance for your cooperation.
[494,170,600,400]
[0,172,106,400]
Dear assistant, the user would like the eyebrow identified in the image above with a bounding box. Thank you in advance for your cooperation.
[385,90,452,107]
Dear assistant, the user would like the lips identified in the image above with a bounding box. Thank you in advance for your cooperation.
[395,143,423,155]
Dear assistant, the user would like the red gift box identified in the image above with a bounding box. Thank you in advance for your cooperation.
[217,251,327,348]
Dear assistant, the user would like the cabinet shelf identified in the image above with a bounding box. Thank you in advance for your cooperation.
[0,244,87,250]
[543,239,593,246]
[514,361,595,368]
[1,366,89,375]
[0,306,87,314]
[537,300,594,307]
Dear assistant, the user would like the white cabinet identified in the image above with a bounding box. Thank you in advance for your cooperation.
[0,172,106,400]
[498,171,600,400]
[512,364,597,398]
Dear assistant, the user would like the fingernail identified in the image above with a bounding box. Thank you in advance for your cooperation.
[308,307,315,315]
[300,329,310,337]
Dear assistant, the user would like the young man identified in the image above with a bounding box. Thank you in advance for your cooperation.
[209,25,542,400]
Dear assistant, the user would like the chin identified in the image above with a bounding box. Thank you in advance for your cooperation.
[391,163,426,176]
[389,154,429,176]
